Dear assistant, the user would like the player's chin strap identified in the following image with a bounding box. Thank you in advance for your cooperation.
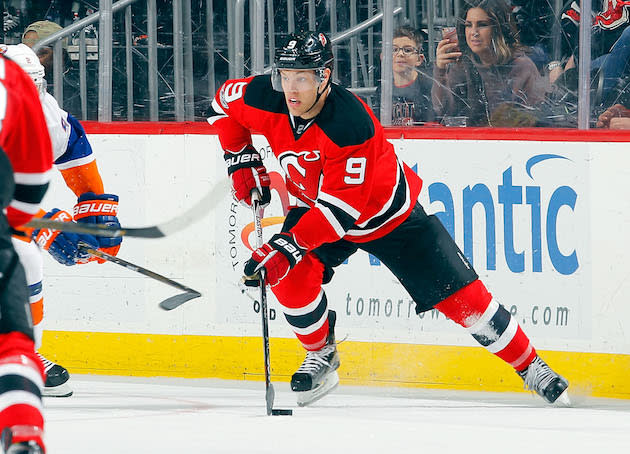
[302,79,332,117]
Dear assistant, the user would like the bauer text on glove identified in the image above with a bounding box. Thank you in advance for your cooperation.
[73,192,122,262]
[224,144,271,208]
[32,209,99,266]
[243,232,305,286]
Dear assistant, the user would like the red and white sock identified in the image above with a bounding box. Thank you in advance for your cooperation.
[435,280,537,372]
[0,332,45,451]
[271,254,330,351]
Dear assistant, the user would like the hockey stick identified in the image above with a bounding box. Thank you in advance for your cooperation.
[78,243,201,310]
[250,193,292,416]
[25,179,230,239]
[251,194,276,416]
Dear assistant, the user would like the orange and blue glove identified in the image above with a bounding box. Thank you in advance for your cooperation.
[32,209,99,266]
[73,192,122,263]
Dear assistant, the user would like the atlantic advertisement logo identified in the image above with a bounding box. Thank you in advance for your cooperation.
[427,153,578,275]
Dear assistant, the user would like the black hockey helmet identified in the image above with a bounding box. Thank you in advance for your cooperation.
[272,31,334,92]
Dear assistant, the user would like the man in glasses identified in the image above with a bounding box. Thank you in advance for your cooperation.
[374,25,435,125]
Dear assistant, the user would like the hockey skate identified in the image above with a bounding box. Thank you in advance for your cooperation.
[291,310,340,407]
[518,355,570,405]
[1,426,44,454]
[36,353,72,397]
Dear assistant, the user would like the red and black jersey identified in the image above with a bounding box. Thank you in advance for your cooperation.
[208,75,422,251]
[0,55,52,228]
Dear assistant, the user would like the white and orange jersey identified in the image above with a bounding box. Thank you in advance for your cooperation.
[41,92,104,197]
[41,92,72,161]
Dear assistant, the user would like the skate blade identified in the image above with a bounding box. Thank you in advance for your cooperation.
[41,382,73,398]
[553,389,571,407]
[296,371,339,407]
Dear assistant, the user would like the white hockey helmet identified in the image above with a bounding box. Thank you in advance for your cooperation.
[0,43,46,96]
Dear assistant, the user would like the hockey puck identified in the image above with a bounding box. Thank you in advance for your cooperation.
[271,409,293,416]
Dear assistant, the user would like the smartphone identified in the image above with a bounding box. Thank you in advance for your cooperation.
[442,26,457,41]
[442,26,459,54]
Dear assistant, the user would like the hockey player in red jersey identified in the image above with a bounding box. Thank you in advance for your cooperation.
[0,52,52,454]
[208,30,569,407]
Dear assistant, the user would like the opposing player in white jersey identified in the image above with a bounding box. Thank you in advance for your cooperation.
[1,43,123,398]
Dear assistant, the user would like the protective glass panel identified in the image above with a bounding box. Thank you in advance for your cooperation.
[3,1,624,130]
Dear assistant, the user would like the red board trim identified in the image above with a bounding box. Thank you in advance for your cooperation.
[81,121,630,143]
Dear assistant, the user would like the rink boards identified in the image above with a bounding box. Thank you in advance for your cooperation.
[38,124,630,399]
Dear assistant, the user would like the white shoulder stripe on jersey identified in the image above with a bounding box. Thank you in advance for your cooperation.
[357,160,402,228]
[318,191,360,220]
[13,170,52,185]
[315,204,347,239]
[54,154,95,170]
[207,98,228,125]
[345,175,412,238]
[9,199,41,215]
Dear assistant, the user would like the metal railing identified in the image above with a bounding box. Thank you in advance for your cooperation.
[24,0,596,128]
[33,0,138,121]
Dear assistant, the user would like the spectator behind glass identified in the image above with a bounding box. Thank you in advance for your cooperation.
[557,1,630,108]
[511,0,556,74]
[596,75,630,128]
[373,25,435,125]
[596,103,630,129]
[431,0,547,126]
[21,20,83,117]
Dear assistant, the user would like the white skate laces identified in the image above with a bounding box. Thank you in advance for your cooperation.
[521,356,556,394]
[295,344,337,374]
[35,353,55,373]
[518,356,570,405]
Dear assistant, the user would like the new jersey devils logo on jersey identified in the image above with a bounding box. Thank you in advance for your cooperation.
[278,150,321,201]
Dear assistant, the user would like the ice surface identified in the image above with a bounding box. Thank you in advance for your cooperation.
[45,376,630,453]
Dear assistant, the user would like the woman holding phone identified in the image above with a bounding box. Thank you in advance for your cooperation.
[431,0,547,126]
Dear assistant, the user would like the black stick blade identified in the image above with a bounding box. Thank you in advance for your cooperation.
[271,409,293,416]
[159,292,202,311]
